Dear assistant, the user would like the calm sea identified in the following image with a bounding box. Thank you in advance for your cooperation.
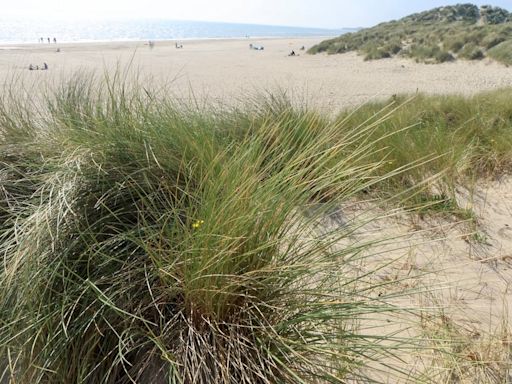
[0,18,353,44]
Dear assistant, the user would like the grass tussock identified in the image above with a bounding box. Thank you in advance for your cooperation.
[0,75,433,384]
[335,90,512,217]
[487,40,512,66]
[2,73,512,383]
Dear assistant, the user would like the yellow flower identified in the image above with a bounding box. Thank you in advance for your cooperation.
[192,219,205,229]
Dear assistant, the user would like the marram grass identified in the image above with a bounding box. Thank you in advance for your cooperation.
[0,76,425,384]
[1,75,512,383]
[334,90,512,218]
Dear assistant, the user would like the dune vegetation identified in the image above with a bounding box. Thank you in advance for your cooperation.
[309,3,512,65]
[1,74,512,383]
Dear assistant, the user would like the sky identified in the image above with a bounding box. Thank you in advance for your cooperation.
[2,0,512,29]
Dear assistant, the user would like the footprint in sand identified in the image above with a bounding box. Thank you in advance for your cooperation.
[497,225,512,240]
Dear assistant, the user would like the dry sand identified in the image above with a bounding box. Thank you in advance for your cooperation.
[1,37,512,111]
[333,178,512,381]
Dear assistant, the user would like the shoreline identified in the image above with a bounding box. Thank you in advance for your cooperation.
[0,35,337,48]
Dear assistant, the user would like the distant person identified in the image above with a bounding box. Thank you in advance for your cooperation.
[28,64,34,70]
[289,50,296,56]
[40,37,43,43]
[42,62,48,70]
[53,37,57,44]
[148,40,155,49]
[47,37,50,43]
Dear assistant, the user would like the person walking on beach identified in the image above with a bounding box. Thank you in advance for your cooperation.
[47,37,50,43]
[53,37,57,44]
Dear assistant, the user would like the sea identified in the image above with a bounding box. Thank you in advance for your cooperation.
[0,18,354,44]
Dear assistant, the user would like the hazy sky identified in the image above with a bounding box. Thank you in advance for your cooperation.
[4,0,512,28]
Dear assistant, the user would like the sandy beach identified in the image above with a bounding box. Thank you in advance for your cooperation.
[2,37,512,111]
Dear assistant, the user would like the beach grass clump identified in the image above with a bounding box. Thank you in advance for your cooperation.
[487,40,512,65]
[362,40,402,60]
[363,45,392,60]
[3,73,512,383]
[403,44,455,64]
[444,37,465,53]
[334,89,512,213]
[0,77,424,383]
[435,50,455,63]
[481,31,507,49]
[407,44,441,62]
[458,42,485,60]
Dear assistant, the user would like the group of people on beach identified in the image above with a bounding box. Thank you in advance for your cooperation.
[28,63,49,71]
[39,37,57,44]
[249,43,305,56]
[146,41,183,49]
